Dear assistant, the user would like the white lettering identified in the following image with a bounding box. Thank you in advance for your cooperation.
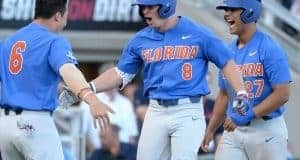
[0,0,34,20]
[93,0,108,21]
[93,0,141,22]
[1,0,16,20]
[116,0,131,21]
[15,0,34,20]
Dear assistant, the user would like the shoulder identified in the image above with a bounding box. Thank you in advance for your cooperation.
[257,31,281,50]
[180,16,215,37]
[257,30,286,58]
[52,35,71,46]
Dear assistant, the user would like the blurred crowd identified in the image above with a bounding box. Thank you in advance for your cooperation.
[279,0,300,41]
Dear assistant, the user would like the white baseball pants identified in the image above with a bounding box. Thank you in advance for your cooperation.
[0,109,64,160]
[137,99,206,160]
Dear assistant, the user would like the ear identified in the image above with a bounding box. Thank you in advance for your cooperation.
[54,12,62,22]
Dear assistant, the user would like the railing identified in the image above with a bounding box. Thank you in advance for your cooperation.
[190,0,300,73]
[54,107,86,160]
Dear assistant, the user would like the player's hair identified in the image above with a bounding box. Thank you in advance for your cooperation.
[34,0,68,19]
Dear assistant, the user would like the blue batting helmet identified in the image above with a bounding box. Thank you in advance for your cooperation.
[132,0,176,19]
[216,0,262,23]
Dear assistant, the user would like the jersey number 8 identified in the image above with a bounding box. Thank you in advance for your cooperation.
[182,63,192,80]
[9,41,26,74]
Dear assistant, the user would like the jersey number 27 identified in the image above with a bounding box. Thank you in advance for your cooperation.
[9,41,26,74]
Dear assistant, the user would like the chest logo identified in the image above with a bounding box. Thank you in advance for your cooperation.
[181,35,192,40]
[248,51,257,56]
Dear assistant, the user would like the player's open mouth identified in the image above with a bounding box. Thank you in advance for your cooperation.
[226,19,236,28]
[145,17,152,23]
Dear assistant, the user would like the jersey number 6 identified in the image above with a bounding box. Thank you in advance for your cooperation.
[9,41,26,74]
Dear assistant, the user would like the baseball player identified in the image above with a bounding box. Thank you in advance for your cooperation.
[201,0,292,160]
[0,0,113,159]
[74,0,250,159]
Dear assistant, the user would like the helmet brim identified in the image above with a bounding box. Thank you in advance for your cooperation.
[131,1,160,6]
[216,6,241,10]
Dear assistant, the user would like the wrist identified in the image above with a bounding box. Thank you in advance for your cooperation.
[89,82,96,93]
[81,91,98,106]
[81,91,93,101]
[77,87,90,98]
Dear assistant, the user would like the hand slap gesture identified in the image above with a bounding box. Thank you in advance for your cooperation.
[79,89,115,131]
[89,100,115,131]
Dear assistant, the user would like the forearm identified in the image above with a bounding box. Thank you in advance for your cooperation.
[59,63,99,105]
[222,60,245,93]
[206,90,228,133]
[91,67,123,93]
[253,84,290,117]
[59,63,89,96]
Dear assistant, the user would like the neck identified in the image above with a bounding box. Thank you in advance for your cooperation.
[158,15,179,32]
[237,23,257,48]
[33,18,58,33]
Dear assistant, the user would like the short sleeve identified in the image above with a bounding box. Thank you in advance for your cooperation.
[263,43,292,86]
[117,39,143,74]
[48,36,78,73]
[205,35,233,69]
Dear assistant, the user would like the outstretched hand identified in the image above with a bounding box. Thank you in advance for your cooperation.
[89,99,115,131]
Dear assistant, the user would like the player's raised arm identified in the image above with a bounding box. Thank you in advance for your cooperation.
[221,60,246,93]
[90,67,123,93]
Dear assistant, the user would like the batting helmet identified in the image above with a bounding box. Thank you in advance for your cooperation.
[132,0,176,19]
[216,0,262,23]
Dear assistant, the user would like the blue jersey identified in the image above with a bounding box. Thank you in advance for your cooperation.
[219,30,292,118]
[117,16,233,99]
[0,22,77,111]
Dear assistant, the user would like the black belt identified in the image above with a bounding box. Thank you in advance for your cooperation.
[4,108,23,115]
[154,96,201,106]
[246,116,273,126]
[1,105,53,116]
[262,116,273,121]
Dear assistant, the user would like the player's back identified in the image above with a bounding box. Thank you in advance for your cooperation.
[0,22,62,110]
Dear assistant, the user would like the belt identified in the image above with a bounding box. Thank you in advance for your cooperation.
[4,108,23,115]
[246,116,273,126]
[262,116,273,121]
[1,105,53,116]
[151,96,202,106]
